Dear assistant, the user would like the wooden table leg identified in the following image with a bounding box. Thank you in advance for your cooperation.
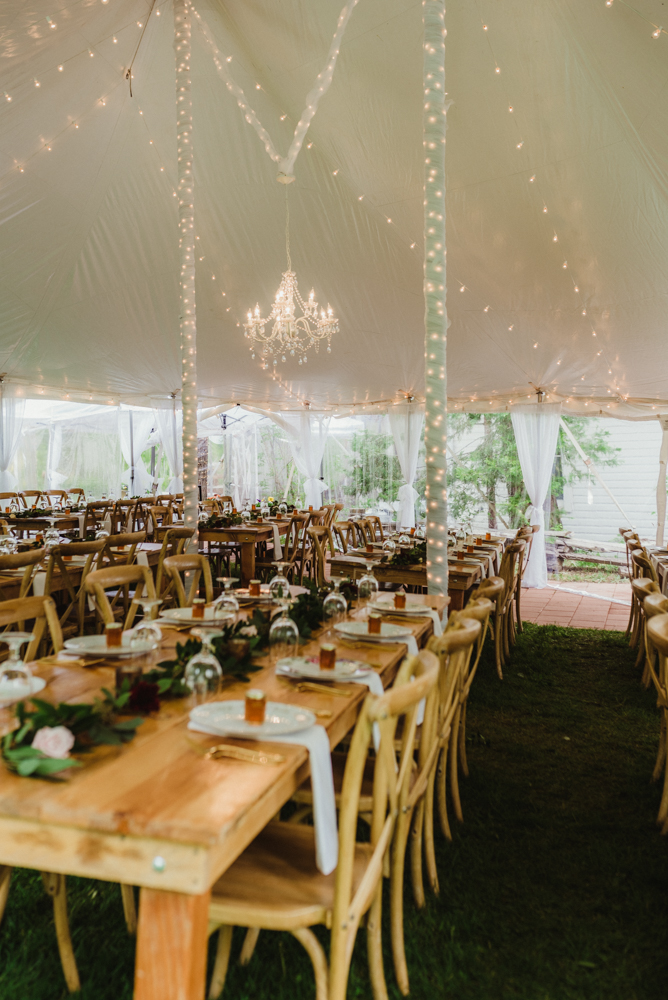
[134,887,210,1000]
[239,540,256,587]
[448,589,465,611]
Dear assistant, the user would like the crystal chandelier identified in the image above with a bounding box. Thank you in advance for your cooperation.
[243,197,339,367]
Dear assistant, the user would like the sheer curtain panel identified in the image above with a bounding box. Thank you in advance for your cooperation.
[389,404,424,528]
[154,407,183,493]
[271,412,331,509]
[510,403,562,588]
[0,390,25,492]
[119,407,154,495]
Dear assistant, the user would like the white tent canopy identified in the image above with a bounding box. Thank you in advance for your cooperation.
[1,0,668,417]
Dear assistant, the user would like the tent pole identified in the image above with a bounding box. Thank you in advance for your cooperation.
[423,0,448,596]
[174,0,199,550]
[656,417,668,546]
[129,410,135,496]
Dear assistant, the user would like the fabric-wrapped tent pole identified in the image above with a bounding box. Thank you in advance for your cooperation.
[423,0,448,595]
[510,403,562,589]
[174,0,198,545]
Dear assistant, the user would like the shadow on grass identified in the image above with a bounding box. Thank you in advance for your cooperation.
[1,624,666,999]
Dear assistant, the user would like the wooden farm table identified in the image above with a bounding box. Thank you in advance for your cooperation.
[5,515,82,539]
[330,555,482,611]
[0,603,441,1000]
[199,525,275,586]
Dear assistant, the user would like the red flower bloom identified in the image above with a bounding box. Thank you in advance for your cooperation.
[128,681,160,714]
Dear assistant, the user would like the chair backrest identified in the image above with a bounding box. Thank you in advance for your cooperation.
[0,548,47,599]
[162,553,213,606]
[282,513,309,565]
[329,649,439,989]
[217,495,234,510]
[306,526,335,587]
[331,522,350,554]
[449,598,493,681]
[156,526,195,597]
[67,488,85,502]
[473,575,504,606]
[631,577,661,604]
[0,493,19,503]
[148,505,172,535]
[85,564,156,628]
[646,613,668,699]
[0,595,63,659]
[498,540,526,609]
[631,550,658,584]
[19,490,42,509]
[103,531,146,566]
[644,591,668,620]
[43,489,68,508]
[43,538,107,602]
[111,499,138,533]
[332,520,356,552]
[156,494,175,506]
[366,515,385,542]
[83,500,113,536]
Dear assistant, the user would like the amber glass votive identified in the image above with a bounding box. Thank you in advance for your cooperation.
[394,592,406,610]
[366,544,374,554]
[106,623,123,648]
[476,537,483,545]
[256,516,263,524]
[410,527,415,537]
[485,532,491,541]
[368,614,381,634]
[192,598,206,619]
[456,551,465,561]
[245,689,266,724]
[467,545,474,554]
[308,505,314,512]
[319,643,336,670]
[249,580,261,597]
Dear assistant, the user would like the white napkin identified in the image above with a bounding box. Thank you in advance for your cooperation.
[188,718,338,874]
[351,633,419,657]
[375,602,443,637]
[77,514,85,539]
[271,522,283,560]
[32,571,46,597]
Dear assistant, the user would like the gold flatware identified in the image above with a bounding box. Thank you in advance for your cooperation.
[315,709,332,719]
[187,739,285,765]
[290,680,351,697]
[39,655,108,668]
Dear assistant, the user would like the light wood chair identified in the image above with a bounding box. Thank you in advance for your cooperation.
[155,527,195,602]
[515,524,540,632]
[643,593,668,816]
[625,539,646,640]
[630,577,661,681]
[19,490,42,509]
[644,612,668,833]
[82,500,113,537]
[331,521,356,553]
[102,531,146,568]
[66,488,85,504]
[492,540,526,678]
[84,564,156,630]
[366,515,385,542]
[43,489,68,508]
[110,499,139,534]
[147,504,173,541]
[162,553,213,607]
[0,492,20,512]
[0,548,47,601]
[42,539,107,635]
[205,650,439,1000]
[306,526,336,587]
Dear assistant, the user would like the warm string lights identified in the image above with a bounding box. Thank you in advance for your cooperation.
[174,0,198,548]
[190,0,360,180]
[423,0,448,597]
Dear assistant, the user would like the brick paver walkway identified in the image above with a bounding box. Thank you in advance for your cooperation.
[520,582,631,631]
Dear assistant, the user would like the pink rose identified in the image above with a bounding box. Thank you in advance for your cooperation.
[31,726,75,759]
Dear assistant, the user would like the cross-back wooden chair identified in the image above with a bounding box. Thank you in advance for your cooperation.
[625,539,646,639]
[630,577,661,681]
[0,492,19,513]
[19,490,42,509]
[306,526,336,587]
[162,553,213,607]
[82,500,113,537]
[217,495,234,511]
[279,512,309,583]
[331,520,356,553]
[102,531,146,567]
[42,538,107,635]
[110,499,138,534]
[156,494,175,506]
[43,489,68,509]
[66,488,85,505]
[155,527,194,603]
[366,515,385,542]
[629,550,659,649]
[0,548,47,601]
[84,564,156,630]
[147,504,173,541]
[645,612,668,834]
[330,522,349,554]
[205,650,439,1000]
[515,524,540,632]
[492,540,526,678]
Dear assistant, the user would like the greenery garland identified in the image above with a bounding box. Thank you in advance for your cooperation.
[390,540,427,568]
[1,688,143,779]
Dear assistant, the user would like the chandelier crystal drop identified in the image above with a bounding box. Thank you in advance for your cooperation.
[243,195,338,367]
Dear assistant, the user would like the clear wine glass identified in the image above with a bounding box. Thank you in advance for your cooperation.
[269,601,299,664]
[382,537,397,556]
[415,524,426,540]
[95,528,110,541]
[184,628,224,700]
[358,561,379,613]
[0,535,17,555]
[213,577,240,619]
[398,532,411,546]
[323,581,347,636]
[268,562,290,601]
[130,597,164,647]
[44,517,61,551]
[0,632,35,698]
[278,501,288,516]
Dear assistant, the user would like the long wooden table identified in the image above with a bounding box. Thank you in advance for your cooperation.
[199,525,276,586]
[330,554,483,610]
[0,595,446,999]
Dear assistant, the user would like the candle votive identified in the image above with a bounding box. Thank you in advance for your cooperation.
[368,613,381,634]
[192,598,206,619]
[485,532,491,541]
[467,545,474,554]
[410,527,415,537]
[476,537,483,545]
[249,580,261,597]
[319,643,336,670]
[456,551,465,561]
[394,592,406,610]
[106,623,123,648]
[365,544,374,554]
[245,689,266,724]
[115,662,142,692]
[256,516,263,524]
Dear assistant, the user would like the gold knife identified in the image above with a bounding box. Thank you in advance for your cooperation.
[187,739,285,765]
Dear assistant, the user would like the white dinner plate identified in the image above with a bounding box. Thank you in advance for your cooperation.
[189,700,315,738]
[64,634,157,658]
[277,656,367,681]
[159,606,234,623]
[334,620,413,640]
[234,588,274,604]
[0,675,46,704]
[369,599,432,617]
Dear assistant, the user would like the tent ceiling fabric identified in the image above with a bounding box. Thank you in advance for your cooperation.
[1,0,668,417]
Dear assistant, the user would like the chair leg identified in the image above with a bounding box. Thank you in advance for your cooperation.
[449,707,464,823]
[515,584,523,634]
[635,620,646,671]
[366,884,389,1000]
[239,927,260,965]
[494,611,504,680]
[459,701,469,777]
[390,811,412,996]
[423,769,439,897]
[436,745,452,841]
[208,925,233,999]
[41,872,81,993]
[120,883,137,934]
[0,866,11,924]
[291,927,329,1000]
[653,712,667,782]
[410,799,426,909]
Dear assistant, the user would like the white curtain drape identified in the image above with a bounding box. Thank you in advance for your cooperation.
[46,423,65,489]
[511,403,562,588]
[154,407,183,493]
[271,412,331,509]
[389,405,424,528]
[0,391,26,492]
[223,422,259,508]
[119,407,154,495]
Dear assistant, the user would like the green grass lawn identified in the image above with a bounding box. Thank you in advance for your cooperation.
[1,623,667,999]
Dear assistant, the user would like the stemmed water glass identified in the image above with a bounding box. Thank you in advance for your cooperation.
[415,524,426,540]
[382,537,397,557]
[268,563,290,601]
[358,561,379,615]
[44,517,61,551]
[214,577,240,619]
[278,501,288,517]
[397,531,411,546]
[130,597,164,649]
[0,632,35,698]
[184,628,224,699]
[268,601,299,664]
[0,534,18,555]
[323,579,347,638]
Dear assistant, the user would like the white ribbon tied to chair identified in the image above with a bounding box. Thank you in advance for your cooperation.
[396,483,419,530]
